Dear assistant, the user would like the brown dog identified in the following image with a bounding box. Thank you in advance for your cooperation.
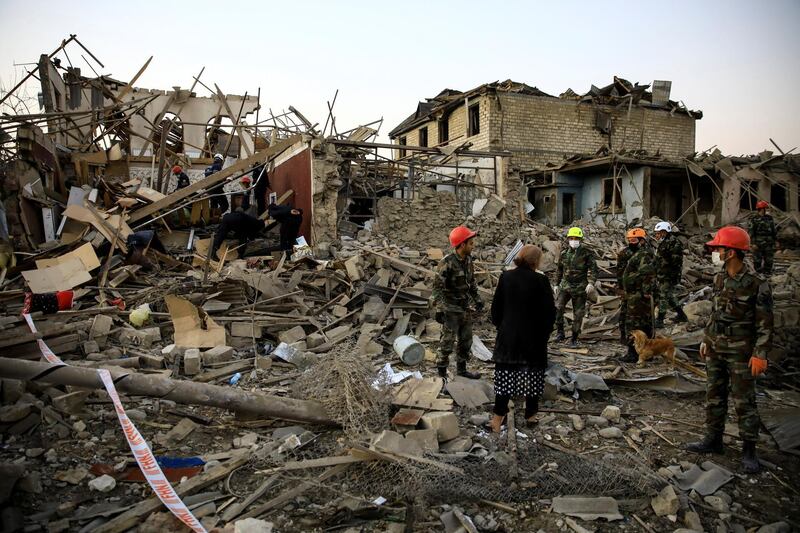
[629,330,676,367]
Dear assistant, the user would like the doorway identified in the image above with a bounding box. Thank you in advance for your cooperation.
[562,193,575,225]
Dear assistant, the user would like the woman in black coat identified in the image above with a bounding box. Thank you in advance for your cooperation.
[489,244,556,432]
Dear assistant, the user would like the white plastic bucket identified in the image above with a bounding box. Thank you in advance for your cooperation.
[393,335,425,366]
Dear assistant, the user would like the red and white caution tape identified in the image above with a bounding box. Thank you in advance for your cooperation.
[23,314,207,533]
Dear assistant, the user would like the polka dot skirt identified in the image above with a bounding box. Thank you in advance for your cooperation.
[494,367,545,397]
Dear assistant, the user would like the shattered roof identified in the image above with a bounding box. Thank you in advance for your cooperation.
[389,76,702,138]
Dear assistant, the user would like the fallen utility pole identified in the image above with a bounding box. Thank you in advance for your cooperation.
[0,357,335,426]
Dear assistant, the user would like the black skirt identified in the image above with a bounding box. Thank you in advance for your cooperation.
[494,363,545,397]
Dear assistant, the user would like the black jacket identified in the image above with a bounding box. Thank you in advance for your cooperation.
[490,265,556,367]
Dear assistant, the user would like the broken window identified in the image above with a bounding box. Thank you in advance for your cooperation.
[739,180,759,210]
[771,182,787,211]
[418,127,428,148]
[438,118,449,144]
[696,180,714,212]
[468,104,480,136]
[602,177,623,209]
[398,136,407,158]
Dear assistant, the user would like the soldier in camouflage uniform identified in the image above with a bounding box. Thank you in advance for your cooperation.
[431,226,483,380]
[654,221,688,328]
[554,227,598,347]
[616,229,641,344]
[749,200,777,275]
[621,228,656,362]
[686,226,772,474]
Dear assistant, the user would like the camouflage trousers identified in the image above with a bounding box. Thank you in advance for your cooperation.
[556,290,587,336]
[437,312,473,367]
[624,293,654,347]
[657,279,682,315]
[618,298,628,343]
[753,244,774,275]
[705,352,760,441]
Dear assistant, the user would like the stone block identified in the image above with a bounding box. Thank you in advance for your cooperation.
[89,314,113,349]
[278,326,306,345]
[306,332,325,349]
[203,345,235,365]
[140,354,165,369]
[82,340,99,355]
[440,436,472,453]
[371,430,423,456]
[52,391,90,414]
[420,412,460,442]
[332,305,349,318]
[184,349,201,375]
[231,322,263,338]
[601,405,621,423]
[405,429,439,453]
[344,255,362,281]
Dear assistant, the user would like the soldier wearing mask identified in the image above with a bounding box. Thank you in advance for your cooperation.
[554,227,598,347]
[654,221,688,327]
[749,200,777,275]
[616,228,640,344]
[686,226,772,474]
[621,228,656,362]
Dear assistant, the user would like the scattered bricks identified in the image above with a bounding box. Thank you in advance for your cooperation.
[278,326,306,345]
[405,429,439,453]
[183,349,202,375]
[344,255,363,281]
[140,354,165,369]
[420,412,460,442]
[306,332,325,349]
[52,391,90,414]
[231,322,263,338]
[371,430,423,456]
[81,340,99,355]
[161,344,184,364]
[118,327,161,348]
[202,345,235,365]
[332,305,349,318]
[601,405,621,424]
[89,314,113,349]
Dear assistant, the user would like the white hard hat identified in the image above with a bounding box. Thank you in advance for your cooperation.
[213,153,224,160]
[654,221,672,233]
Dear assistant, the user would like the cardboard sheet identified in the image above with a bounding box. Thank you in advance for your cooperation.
[22,257,91,293]
[165,295,226,348]
[63,204,132,248]
[36,242,101,271]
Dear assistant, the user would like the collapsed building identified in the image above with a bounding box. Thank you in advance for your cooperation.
[0,36,798,533]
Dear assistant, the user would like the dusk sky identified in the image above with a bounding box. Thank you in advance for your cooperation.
[1,0,798,156]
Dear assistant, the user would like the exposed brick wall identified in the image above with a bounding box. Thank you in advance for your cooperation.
[392,92,697,171]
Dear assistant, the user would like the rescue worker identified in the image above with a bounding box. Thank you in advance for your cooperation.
[654,221,688,327]
[210,211,267,260]
[616,229,639,344]
[264,202,303,260]
[431,226,483,380]
[621,228,656,362]
[172,165,190,190]
[205,153,228,219]
[251,163,270,217]
[749,200,777,275]
[686,226,772,474]
[554,227,598,347]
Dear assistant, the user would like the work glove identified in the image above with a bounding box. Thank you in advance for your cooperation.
[699,342,708,360]
[553,285,560,298]
[749,356,768,376]
[585,283,594,295]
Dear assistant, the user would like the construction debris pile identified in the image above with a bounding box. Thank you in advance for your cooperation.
[0,36,798,533]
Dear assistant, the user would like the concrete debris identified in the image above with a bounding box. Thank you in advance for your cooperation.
[0,35,796,533]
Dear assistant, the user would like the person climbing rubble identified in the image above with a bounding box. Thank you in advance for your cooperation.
[210,211,268,260]
[263,202,303,260]
[749,200,777,275]
[654,221,688,327]
[432,225,483,380]
[554,227,598,347]
[621,228,656,363]
[686,226,773,474]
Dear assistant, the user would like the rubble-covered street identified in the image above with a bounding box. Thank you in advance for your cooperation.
[1,13,799,533]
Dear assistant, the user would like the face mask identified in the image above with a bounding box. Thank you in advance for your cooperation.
[628,242,638,250]
[569,240,580,249]
[711,251,726,266]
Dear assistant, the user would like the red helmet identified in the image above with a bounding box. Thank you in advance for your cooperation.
[756,200,769,210]
[449,226,477,248]
[706,226,750,251]
[172,165,182,174]
[241,176,252,184]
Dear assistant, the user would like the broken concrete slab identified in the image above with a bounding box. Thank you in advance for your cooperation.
[405,429,439,453]
[202,345,234,365]
[651,484,680,517]
[673,461,734,496]
[552,496,623,521]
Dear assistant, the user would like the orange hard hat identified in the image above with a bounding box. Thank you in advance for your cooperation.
[756,200,769,210]
[172,165,182,174]
[706,226,750,251]
[449,226,477,248]
[626,228,646,239]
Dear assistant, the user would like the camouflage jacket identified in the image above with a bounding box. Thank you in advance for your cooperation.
[616,247,635,287]
[622,245,656,297]
[556,245,598,292]
[655,235,684,282]
[749,215,776,247]
[703,267,773,359]
[432,253,481,313]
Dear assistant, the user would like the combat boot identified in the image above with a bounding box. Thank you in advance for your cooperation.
[619,329,627,344]
[686,433,724,454]
[741,441,761,473]
[674,308,688,323]
[437,366,448,380]
[570,333,579,348]
[456,362,480,379]
[622,345,639,363]
[554,330,565,342]
[655,312,666,329]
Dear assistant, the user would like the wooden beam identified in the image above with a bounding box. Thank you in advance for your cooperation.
[116,56,153,101]
[214,84,253,158]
